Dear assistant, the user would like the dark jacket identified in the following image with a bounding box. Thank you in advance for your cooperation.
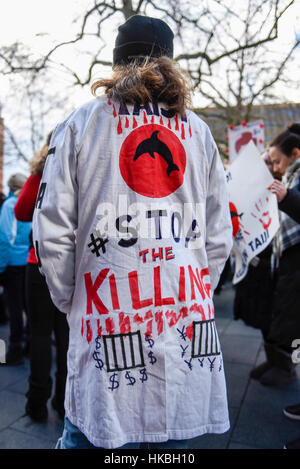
[267,174,300,349]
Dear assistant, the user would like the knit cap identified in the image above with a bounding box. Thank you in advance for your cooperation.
[113,15,174,66]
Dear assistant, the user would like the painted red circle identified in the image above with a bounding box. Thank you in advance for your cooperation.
[119,124,186,198]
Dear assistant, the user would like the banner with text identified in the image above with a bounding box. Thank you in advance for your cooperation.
[228,120,265,163]
[226,141,279,284]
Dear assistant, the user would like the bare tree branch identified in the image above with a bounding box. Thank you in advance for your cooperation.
[5,126,29,163]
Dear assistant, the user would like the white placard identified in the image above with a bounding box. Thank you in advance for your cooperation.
[228,120,265,163]
[226,141,279,284]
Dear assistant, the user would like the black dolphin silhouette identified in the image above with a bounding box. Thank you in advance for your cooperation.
[133,131,179,176]
[230,210,244,219]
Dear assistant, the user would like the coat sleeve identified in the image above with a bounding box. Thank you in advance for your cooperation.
[32,121,78,314]
[14,174,42,222]
[278,186,300,224]
[205,129,233,291]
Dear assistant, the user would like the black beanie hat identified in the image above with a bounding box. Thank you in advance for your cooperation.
[113,15,174,66]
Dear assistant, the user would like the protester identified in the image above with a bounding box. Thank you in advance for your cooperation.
[33,15,233,449]
[0,173,31,365]
[233,149,276,379]
[253,123,300,388]
[0,191,8,325]
[262,123,300,449]
[14,135,69,422]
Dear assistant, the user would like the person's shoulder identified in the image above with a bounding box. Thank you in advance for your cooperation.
[70,96,109,123]
[52,96,109,138]
[3,195,17,208]
[186,109,213,135]
[0,196,17,218]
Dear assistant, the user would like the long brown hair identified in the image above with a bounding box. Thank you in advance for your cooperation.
[91,56,193,116]
[29,131,53,175]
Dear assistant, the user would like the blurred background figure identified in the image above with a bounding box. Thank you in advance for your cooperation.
[233,149,276,379]
[0,191,8,325]
[256,123,300,387]
[14,134,69,422]
[0,173,31,365]
[265,123,300,450]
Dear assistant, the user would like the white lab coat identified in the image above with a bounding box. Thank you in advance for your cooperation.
[33,96,233,448]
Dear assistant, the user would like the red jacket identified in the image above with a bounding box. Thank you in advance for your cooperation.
[14,173,41,264]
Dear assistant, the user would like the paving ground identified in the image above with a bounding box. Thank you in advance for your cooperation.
[0,283,300,449]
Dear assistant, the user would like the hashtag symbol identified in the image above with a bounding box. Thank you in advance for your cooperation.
[88,232,109,257]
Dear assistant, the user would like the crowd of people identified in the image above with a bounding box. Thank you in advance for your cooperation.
[0,14,300,450]
[0,142,69,424]
[231,124,300,449]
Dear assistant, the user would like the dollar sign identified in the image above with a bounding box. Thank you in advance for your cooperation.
[139,368,148,383]
[92,351,104,370]
[148,351,157,365]
[125,371,136,386]
[95,336,101,350]
[108,373,119,391]
[145,335,154,348]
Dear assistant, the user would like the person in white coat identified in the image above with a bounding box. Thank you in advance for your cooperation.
[33,15,233,449]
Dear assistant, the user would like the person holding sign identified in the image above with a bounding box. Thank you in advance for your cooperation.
[256,123,300,387]
[234,150,276,356]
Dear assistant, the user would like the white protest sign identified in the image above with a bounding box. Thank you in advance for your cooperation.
[228,120,264,163]
[226,141,279,284]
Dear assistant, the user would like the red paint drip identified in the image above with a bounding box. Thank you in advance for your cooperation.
[155,311,164,336]
[125,116,129,128]
[160,116,164,126]
[175,115,179,131]
[144,310,153,320]
[81,317,84,337]
[168,119,171,129]
[133,117,138,128]
[97,319,103,338]
[117,116,123,134]
[151,115,155,124]
[180,306,189,318]
[145,320,153,338]
[165,310,181,327]
[181,123,185,140]
[105,317,115,335]
[86,320,93,344]
[143,112,148,124]
[108,99,112,105]
[189,121,192,137]
[133,313,144,324]
[186,323,194,341]
[119,312,131,334]
[113,105,117,118]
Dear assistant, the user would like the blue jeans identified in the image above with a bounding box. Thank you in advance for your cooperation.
[56,417,189,449]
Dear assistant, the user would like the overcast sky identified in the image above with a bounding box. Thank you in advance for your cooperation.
[1,0,300,190]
